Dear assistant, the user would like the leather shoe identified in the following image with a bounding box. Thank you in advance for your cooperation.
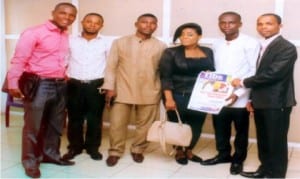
[187,155,203,163]
[201,155,232,165]
[106,155,120,167]
[230,163,243,175]
[240,170,266,178]
[88,152,103,160]
[24,167,41,178]
[62,150,82,160]
[42,157,75,166]
[131,152,144,163]
[175,150,188,165]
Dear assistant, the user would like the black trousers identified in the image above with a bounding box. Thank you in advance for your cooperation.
[167,93,207,150]
[254,108,291,178]
[66,78,105,153]
[22,79,67,169]
[212,107,249,164]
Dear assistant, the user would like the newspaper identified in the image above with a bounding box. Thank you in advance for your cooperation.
[187,71,233,114]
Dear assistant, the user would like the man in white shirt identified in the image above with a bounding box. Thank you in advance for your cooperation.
[201,11,260,175]
[62,13,109,161]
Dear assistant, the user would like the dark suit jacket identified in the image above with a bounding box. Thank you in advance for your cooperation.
[244,35,297,108]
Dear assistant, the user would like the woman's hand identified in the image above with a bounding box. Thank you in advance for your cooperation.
[164,98,177,110]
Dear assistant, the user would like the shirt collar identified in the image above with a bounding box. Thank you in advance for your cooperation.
[45,20,67,33]
[260,33,280,49]
[77,33,103,40]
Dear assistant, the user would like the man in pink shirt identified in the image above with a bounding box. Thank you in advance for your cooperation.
[6,2,77,178]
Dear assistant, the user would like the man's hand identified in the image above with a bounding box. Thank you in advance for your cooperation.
[105,90,116,108]
[231,78,242,88]
[246,101,254,117]
[225,94,238,106]
[8,89,24,99]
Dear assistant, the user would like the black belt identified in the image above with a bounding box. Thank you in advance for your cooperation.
[69,78,103,84]
[40,77,65,82]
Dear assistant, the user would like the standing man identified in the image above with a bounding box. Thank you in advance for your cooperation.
[232,13,297,178]
[6,2,77,178]
[102,13,166,167]
[62,13,108,161]
[201,11,260,175]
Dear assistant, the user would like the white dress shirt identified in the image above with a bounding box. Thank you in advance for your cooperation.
[213,33,260,107]
[67,34,110,80]
[257,33,280,66]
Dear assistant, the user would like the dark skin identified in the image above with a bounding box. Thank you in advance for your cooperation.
[218,13,242,106]
[104,16,158,108]
[231,14,282,113]
[8,4,77,98]
[81,15,103,41]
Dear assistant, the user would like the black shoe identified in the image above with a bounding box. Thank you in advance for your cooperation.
[175,150,188,165]
[89,152,103,160]
[62,150,82,160]
[24,167,41,178]
[240,166,266,178]
[188,155,203,163]
[201,155,232,165]
[230,163,243,175]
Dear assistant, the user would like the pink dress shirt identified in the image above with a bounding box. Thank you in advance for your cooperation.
[7,20,70,89]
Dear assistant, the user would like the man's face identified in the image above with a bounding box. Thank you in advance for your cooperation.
[135,16,158,36]
[82,15,103,35]
[52,5,77,30]
[218,14,241,37]
[256,15,281,39]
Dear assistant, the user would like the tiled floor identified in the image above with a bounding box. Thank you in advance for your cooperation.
[1,111,300,178]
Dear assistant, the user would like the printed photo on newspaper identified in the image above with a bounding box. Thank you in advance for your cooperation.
[188,71,233,114]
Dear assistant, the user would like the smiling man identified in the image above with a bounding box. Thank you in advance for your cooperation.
[6,2,77,178]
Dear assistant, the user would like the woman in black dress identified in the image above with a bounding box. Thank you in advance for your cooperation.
[159,23,215,165]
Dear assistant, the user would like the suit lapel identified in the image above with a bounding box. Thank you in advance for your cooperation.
[257,36,283,70]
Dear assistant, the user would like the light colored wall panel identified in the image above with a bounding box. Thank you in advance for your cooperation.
[171,0,275,39]
[282,0,300,39]
[5,39,17,67]
[5,0,70,34]
[78,0,164,36]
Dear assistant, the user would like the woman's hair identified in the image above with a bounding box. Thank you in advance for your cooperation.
[173,23,202,43]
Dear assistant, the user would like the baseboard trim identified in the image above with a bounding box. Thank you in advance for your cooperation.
[5,114,300,148]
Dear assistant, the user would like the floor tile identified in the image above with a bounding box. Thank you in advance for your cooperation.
[1,112,300,178]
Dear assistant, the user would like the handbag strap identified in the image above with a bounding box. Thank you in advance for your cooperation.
[159,109,181,155]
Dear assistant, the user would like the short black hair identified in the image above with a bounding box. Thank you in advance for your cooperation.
[259,13,282,24]
[219,11,241,22]
[83,13,104,23]
[173,23,202,43]
[54,2,77,11]
[137,13,157,21]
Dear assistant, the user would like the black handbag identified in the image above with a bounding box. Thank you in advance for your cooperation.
[18,72,40,101]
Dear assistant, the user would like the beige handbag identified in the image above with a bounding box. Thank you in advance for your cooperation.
[147,109,192,154]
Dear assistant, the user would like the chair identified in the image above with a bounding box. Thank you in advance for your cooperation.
[5,94,24,127]
[5,94,67,128]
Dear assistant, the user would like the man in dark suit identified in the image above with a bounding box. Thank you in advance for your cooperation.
[232,13,297,178]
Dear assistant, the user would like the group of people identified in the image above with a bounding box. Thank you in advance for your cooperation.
[4,2,297,178]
